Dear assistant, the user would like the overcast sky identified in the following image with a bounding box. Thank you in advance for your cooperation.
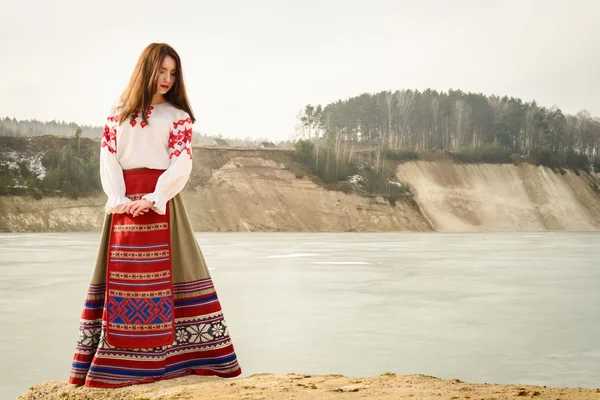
[1,0,599,140]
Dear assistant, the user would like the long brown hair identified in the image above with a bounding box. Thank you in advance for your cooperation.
[117,43,196,125]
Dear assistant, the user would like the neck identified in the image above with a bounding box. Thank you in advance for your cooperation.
[151,94,166,105]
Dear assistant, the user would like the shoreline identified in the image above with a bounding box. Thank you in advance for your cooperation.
[18,373,600,400]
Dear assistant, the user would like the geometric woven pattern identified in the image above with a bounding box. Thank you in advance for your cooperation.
[112,222,168,232]
[105,168,174,349]
[108,270,170,280]
[107,296,173,325]
[109,249,170,259]
[69,277,242,388]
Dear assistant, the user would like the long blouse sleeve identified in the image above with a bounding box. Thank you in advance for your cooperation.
[100,109,131,214]
[142,115,193,215]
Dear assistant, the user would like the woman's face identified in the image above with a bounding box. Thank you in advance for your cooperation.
[156,55,176,95]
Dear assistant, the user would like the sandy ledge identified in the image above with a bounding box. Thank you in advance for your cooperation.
[18,373,600,400]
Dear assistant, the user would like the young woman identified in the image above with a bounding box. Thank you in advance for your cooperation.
[68,43,242,388]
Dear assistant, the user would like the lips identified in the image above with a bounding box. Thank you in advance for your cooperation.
[160,85,170,89]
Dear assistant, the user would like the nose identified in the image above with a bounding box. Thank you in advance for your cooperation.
[165,74,172,83]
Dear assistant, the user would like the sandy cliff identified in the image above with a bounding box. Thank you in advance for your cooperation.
[0,148,431,232]
[396,161,600,231]
[1,148,599,232]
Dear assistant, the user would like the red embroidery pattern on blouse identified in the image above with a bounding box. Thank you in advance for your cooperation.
[140,106,154,129]
[168,126,193,159]
[101,123,117,154]
[145,106,154,118]
[130,106,154,128]
[172,118,192,129]
[130,113,139,127]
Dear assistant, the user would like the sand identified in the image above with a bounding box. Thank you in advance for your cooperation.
[18,373,600,400]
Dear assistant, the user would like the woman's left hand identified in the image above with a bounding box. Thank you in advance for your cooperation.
[125,199,154,217]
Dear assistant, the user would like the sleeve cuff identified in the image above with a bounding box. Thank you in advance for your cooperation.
[142,193,167,215]
[105,196,131,214]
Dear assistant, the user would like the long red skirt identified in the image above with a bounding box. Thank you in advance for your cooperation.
[68,169,242,388]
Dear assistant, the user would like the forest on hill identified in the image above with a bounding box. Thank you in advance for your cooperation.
[296,89,600,178]
[2,88,600,199]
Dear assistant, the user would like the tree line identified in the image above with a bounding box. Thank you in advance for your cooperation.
[0,117,295,148]
[0,117,102,139]
[297,89,600,170]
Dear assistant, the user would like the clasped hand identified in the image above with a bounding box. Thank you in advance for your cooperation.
[125,199,154,217]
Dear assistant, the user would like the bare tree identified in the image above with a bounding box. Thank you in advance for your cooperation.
[313,105,323,139]
[385,91,393,147]
[455,99,471,151]
[395,90,414,149]
[431,96,440,149]
[522,107,537,155]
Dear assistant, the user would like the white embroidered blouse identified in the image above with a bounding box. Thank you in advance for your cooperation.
[100,102,193,215]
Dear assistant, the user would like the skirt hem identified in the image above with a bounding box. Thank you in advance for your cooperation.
[69,366,242,388]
